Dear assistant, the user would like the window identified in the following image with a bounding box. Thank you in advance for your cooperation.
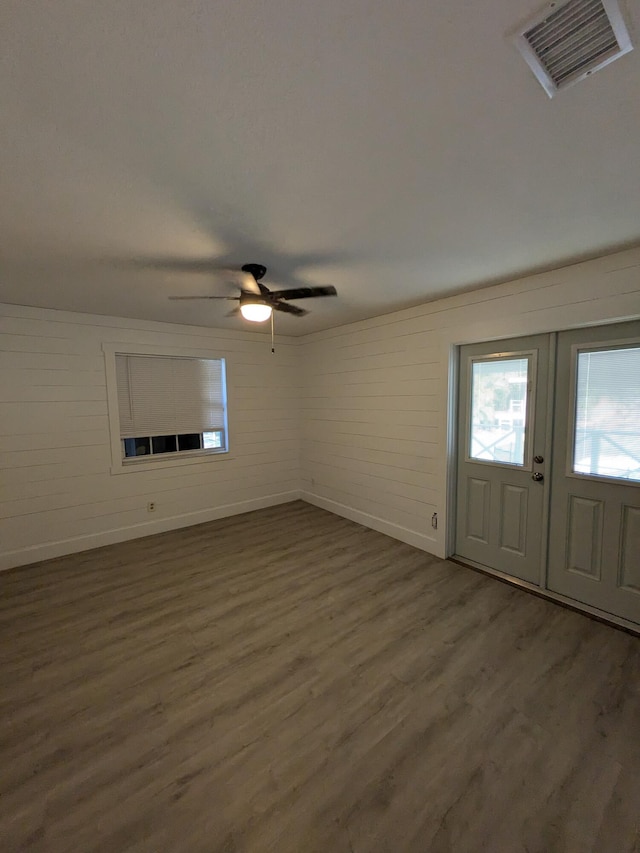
[469,356,531,466]
[573,345,640,481]
[114,353,228,464]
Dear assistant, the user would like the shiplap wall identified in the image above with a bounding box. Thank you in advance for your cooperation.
[300,246,640,557]
[0,304,301,570]
[3,247,640,571]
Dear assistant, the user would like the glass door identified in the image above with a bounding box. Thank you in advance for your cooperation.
[547,322,640,624]
[455,335,550,584]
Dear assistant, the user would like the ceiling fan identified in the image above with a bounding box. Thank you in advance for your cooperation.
[169,263,337,322]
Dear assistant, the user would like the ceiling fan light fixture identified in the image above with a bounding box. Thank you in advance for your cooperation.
[240,302,272,322]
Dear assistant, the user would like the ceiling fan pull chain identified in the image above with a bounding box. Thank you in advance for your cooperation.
[271,311,275,354]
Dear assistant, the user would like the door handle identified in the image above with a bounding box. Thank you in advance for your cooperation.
[531,472,544,482]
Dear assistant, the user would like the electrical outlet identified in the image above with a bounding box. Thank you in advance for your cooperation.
[147,501,156,512]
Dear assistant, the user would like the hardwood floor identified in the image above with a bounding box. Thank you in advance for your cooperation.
[1,501,639,852]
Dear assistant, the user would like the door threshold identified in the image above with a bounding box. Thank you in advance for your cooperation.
[450,556,640,638]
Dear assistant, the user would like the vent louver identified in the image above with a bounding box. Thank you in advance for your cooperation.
[512,0,633,96]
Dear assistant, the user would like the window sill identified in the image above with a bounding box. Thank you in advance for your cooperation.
[110,448,232,475]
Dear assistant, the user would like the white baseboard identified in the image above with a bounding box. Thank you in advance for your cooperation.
[0,491,301,572]
[300,491,442,556]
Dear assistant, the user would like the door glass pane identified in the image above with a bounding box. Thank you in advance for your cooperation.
[470,358,529,465]
[573,346,640,481]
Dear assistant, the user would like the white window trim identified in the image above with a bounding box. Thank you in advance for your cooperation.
[565,336,640,485]
[103,342,234,475]
[463,349,538,472]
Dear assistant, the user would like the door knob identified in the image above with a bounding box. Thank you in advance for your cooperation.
[534,455,544,464]
[531,472,544,482]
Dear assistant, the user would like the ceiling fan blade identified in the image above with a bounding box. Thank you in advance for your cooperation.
[269,285,337,300]
[168,295,239,301]
[122,257,224,273]
[226,306,241,318]
[274,301,308,317]
[116,256,261,292]
[238,271,262,295]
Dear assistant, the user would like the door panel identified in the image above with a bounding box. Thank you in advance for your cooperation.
[547,322,640,624]
[620,505,640,592]
[466,478,491,543]
[566,495,603,579]
[455,335,550,584]
[499,484,528,556]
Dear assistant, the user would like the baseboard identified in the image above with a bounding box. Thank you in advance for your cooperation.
[300,491,441,555]
[0,490,302,572]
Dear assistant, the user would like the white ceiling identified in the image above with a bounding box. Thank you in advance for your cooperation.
[1,0,639,334]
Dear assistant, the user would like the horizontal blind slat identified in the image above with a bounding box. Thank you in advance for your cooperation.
[116,355,134,436]
[116,355,226,438]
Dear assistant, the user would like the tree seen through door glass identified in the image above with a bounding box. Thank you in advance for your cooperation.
[573,346,640,480]
[470,358,529,466]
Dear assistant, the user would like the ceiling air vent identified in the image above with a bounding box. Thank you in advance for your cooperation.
[512,0,633,96]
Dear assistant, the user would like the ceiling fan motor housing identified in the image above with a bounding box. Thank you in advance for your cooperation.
[241,263,267,281]
[240,292,268,306]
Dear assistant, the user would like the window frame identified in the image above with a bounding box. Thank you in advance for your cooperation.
[566,336,640,486]
[122,430,226,459]
[103,343,232,475]
[463,349,537,471]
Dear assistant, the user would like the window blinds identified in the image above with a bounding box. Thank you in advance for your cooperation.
[116,355,226,438]
[574,345,640,479]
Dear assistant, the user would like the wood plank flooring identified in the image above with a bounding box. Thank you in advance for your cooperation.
[1,500,639,852]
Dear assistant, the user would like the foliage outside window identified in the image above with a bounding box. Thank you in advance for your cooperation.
[469,357,529,466]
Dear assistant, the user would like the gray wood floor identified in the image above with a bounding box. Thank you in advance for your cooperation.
[1,501,639,853]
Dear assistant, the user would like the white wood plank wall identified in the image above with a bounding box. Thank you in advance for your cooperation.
[2,247,640,570]
[300,247,640,557]
[0,305,301,570]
